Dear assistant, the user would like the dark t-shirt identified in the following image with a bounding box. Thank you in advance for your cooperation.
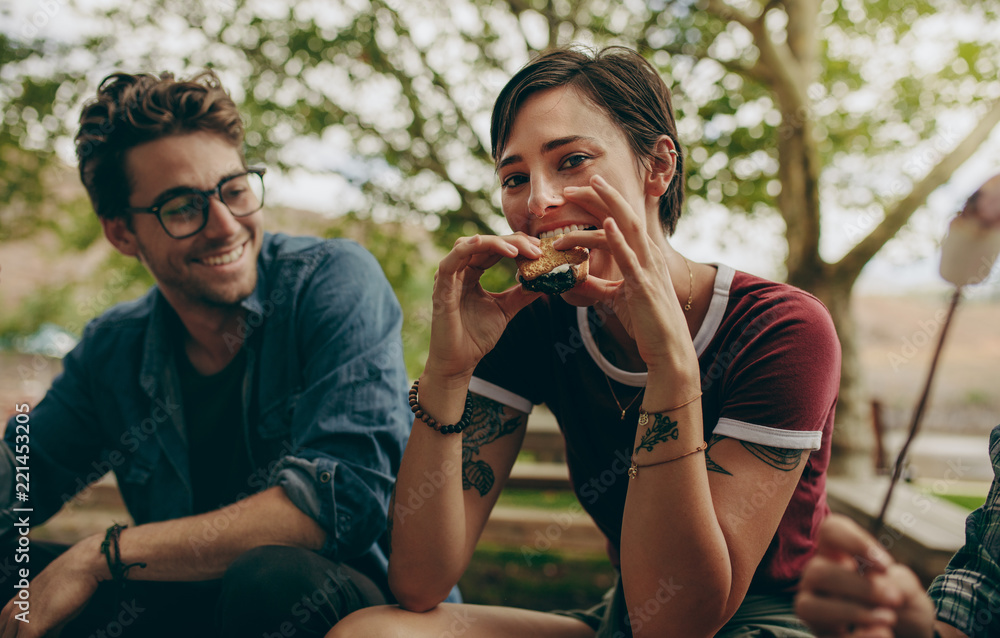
[472,264,841,593]
[176,347,255,515]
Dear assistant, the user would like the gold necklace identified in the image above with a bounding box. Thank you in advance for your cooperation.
[683,257,694,312]
[603,373,645,420]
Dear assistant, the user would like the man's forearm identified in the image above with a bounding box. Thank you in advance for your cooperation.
[105,485,326,582]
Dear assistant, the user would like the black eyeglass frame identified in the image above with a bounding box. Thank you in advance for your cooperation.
[123,166,267,239]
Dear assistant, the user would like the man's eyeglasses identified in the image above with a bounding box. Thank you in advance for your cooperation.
[124,167,266,239]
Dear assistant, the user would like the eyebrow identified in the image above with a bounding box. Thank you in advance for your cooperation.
[151,169,247,204]
[497,136,597,171]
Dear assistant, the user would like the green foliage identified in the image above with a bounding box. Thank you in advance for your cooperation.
[5,0,997,262]
[46,197,103,252]
[0,283,77,341]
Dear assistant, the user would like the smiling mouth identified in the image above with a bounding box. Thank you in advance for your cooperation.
[537,225,599,239]
[200,241,246,266]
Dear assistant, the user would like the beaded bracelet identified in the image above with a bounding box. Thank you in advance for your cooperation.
[100,523,147,584]
[409,379,473,434]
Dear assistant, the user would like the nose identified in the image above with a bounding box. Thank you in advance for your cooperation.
[201,195,243,239]
[526,174,564,219]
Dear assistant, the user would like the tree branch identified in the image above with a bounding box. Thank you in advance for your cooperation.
[703,0,757,31]
[704,0,804,107]
[657,42,772,85]
[834,98,1000,282]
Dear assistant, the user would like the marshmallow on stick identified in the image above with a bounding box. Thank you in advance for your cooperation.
[940,174,1000,286]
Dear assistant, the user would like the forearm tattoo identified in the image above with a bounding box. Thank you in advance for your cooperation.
[635,413,680,453]
[740,441,804,472]
[461,395,526,497]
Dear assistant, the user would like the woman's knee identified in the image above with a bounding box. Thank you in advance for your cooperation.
[326,605,413,638]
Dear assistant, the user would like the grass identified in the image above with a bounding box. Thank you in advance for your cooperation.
[936,493,988,511]
[467,490,613,611]
[496,489,580,511]
[459,543,615,611]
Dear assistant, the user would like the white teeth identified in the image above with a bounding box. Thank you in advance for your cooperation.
[202,243,245,266]
[539,225,593,239]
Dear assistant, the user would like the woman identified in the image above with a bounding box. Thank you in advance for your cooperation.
[330,46,841,637]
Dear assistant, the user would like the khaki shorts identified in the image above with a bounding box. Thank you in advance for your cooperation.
[554,575,814,638]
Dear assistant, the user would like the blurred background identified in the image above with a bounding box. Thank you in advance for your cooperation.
[2,0,999,607]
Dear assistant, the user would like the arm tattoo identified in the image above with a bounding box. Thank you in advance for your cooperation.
[740,441,803,472]
[635,413,680,453]
[461,395,526,497]
[705,435,732,476]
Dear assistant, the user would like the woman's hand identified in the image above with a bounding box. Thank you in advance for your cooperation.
[555,174,694,372]
[423,233,543,385]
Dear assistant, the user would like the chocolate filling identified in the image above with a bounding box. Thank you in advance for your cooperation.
[520,266,579,295]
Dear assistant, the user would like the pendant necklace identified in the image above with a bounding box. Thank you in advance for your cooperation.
[603,372,645,421]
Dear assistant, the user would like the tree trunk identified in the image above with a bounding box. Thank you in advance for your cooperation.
[809,277,874,477]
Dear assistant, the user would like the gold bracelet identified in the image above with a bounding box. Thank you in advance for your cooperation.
[628,441,707,479]
[637,392,702,426]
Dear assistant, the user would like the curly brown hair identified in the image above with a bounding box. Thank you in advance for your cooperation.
[491,46,685,235]
[75,70,244,221]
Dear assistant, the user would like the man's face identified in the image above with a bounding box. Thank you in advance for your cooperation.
[117,131,263,311]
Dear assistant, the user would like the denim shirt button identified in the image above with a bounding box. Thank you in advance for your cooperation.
[319,471,332,483]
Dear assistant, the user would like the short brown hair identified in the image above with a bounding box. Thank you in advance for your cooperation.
[75,70,244,220]
[491,46,685,235]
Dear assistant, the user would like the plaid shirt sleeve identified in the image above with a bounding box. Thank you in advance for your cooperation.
[927,424,1000,638]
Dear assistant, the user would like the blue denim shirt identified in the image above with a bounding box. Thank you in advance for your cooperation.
[1,233,410,576]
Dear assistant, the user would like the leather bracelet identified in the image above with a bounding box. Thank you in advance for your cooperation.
[409,379,473,434]
[100,523,147,584]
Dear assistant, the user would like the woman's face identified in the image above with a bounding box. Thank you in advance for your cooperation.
[497,85,664,283]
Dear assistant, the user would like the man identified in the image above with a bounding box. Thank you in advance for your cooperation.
[0,70,411,637]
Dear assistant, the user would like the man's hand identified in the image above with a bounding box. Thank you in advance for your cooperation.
[795,514,941,638]
[0,534,106,638]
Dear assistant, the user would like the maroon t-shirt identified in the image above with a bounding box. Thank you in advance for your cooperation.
[472,265,841,593]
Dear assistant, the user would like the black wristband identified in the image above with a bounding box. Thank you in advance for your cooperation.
[100,523,147,584]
